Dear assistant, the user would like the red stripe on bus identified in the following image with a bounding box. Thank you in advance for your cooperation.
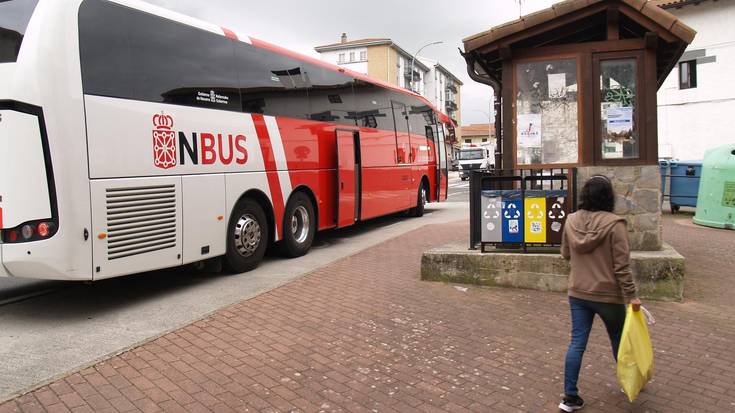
[252,114,284,240]
[222,27,238,41]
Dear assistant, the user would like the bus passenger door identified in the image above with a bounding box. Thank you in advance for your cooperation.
[336,129,360,228]
[391,101,412,206]
[436,123,450,201]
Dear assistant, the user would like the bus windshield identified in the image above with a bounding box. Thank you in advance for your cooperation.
[457,150,485,160]
[0,0,39,63]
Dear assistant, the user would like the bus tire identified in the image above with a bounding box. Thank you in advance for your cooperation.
[224,199,269,273]
[409,182,428,217]
[280,192,316,258]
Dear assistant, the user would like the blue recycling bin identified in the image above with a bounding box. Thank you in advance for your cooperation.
[668,160,702,211]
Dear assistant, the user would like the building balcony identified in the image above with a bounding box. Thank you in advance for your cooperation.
[445,101,458,111]
[447,83,458,93]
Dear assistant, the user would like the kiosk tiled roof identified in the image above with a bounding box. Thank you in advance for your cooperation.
[463,0,696,52]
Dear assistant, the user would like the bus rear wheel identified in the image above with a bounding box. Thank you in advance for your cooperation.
[280,192,316,258]
[224,199,269,273]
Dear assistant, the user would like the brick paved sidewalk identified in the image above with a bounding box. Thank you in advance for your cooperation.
[2,216,734,413]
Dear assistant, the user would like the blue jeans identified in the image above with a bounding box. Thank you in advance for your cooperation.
[564,296,626,396]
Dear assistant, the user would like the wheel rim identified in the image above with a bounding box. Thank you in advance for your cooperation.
[291,205,310,244]
[420,186,427,206]
[234,214,262,257]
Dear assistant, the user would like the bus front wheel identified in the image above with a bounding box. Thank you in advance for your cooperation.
[409,182,428,217]
[225,199,269,273]
[280,192,316,258]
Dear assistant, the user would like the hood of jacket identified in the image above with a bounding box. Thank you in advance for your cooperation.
[565,210,626,254]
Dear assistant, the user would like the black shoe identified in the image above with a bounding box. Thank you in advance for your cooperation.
[559,395,584,412]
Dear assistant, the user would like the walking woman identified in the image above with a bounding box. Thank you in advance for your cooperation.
[558,175,641,412]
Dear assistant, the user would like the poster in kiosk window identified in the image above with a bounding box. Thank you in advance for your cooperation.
[501,191,524,243]
[546,190,569,244]
[481,191,503,243]
[524,191,547,243]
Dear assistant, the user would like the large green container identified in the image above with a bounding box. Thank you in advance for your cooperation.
[693,144,735,230]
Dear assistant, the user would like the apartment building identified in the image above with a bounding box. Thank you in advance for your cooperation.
[314,34,462,128]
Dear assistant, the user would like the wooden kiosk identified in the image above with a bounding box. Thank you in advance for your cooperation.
[461,0,695,251]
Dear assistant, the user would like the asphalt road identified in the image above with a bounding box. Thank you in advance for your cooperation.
[0,199,468,402]
[446,171,470,203]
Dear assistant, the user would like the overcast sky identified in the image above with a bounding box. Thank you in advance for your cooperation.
[143,0,557,126]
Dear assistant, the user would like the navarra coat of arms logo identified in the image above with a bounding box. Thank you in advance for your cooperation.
[153,112,176,169]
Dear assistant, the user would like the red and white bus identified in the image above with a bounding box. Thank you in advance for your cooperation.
[0,0,451,280]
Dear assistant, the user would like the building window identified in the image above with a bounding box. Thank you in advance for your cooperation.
[338,53,345,63]
[360,51,366,61]
[465,139,472,144]
[349,52,355,62]
[679,60,697,89]
[482,138,488,143]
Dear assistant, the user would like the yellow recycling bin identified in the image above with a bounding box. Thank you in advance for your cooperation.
[617,305,654,402]
[524,196,546,243]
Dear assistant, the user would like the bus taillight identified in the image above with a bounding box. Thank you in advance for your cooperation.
[21,225,34,240]
[37,222,50,237]
[1,220,57,243]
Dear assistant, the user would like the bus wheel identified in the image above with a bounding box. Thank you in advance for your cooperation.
[280,192,316,258]
[225,199,269,273]
[409,182,428,217]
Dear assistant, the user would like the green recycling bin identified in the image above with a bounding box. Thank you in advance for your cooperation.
[693,144,735,230]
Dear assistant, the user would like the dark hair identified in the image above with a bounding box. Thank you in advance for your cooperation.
[579,175,615,212]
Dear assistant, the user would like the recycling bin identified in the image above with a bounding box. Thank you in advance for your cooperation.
[481,190,504,243]
[546,190,569,244]
[694,144,735,230]
[669,160,702,211]
[524,190,547,244]
[501,190,524,243]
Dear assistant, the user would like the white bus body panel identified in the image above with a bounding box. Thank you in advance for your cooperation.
[182,174,226,264]
[0,0,93,280]
[91,176,183,279]
[84,95,266,178]
[0,110,52,228]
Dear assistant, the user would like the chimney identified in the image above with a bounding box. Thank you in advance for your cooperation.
[341,33,347,44]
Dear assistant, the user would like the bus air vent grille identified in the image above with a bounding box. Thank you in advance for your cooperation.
[105,185,177,260]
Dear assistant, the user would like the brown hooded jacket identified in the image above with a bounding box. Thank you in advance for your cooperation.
[561,210,637,304]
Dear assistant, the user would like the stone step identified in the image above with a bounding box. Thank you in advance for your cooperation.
[421,242,685,301]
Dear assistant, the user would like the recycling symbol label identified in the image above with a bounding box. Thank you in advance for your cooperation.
[484,202,500,219]
[526,203,545,220]
[548,202,566,220]
[504,203,521,219]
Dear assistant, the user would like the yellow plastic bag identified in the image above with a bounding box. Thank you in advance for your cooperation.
[617,305,654,402]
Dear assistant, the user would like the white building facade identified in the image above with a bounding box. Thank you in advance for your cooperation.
[317,46,368,75]
[420,58,463,125]
[656,0,735,160]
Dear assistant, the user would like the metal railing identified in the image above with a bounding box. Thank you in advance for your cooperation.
[469,168,578,252]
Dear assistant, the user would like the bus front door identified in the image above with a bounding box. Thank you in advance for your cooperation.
[336,129,360,228]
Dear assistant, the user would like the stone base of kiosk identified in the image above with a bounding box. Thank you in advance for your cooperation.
[421,242,685,302]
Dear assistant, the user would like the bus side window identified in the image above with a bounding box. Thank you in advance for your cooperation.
[302,63,357,127]
[352,81,395,132]
[79,0,134,99]
[235,43,309,120]
[125,9,241,112]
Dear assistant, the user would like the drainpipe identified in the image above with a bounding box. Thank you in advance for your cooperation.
[463,52,503,172]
